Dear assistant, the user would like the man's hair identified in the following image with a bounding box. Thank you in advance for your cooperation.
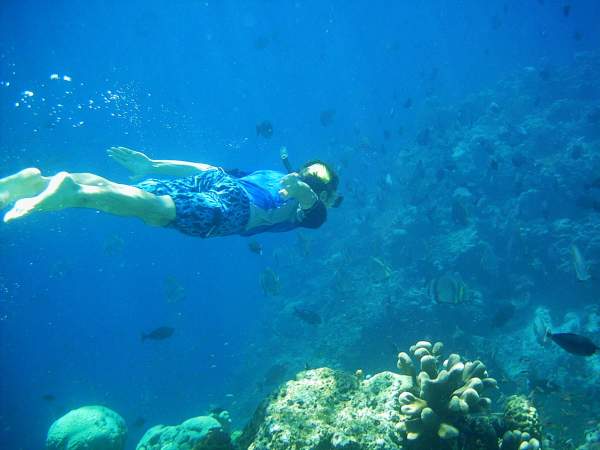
[299,160,339,196]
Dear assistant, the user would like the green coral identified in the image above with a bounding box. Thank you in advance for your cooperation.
[397,340,498,447]
[503,396,541,441]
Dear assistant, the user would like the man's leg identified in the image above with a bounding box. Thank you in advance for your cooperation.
[1,170,175,226]
[0,168,50,209]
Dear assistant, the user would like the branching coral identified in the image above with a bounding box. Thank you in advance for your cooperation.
[397,340,498,446]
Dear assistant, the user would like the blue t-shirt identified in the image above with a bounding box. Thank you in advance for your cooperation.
[237,170,301,235]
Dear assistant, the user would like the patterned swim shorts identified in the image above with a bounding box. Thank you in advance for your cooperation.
[136,170,250,238]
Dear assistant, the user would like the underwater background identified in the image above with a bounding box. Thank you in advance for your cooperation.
[1,1,600,449]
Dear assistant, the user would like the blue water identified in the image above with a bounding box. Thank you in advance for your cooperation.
[1,1,599,449]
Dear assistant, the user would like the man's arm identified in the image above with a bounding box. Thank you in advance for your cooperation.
[278,173,318,209]
[107,146,217,179]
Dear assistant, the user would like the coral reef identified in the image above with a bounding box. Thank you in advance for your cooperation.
[397,341,498,448]
[577,421,600,450]
[503,396,541,441]
[136,415,233,450]
[46,405,127,450]
[499,430,540,450]
[242,367,411,450]
[238,341,548,450]
[228,55,600,442]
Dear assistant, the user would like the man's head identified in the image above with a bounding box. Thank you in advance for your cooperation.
[298,160,342,208]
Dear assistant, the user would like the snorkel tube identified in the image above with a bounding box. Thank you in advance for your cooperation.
[280,146,294,173]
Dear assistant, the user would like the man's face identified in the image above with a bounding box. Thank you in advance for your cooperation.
[319,190,341,208]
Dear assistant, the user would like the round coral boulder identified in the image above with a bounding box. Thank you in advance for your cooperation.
[46,405,127,450]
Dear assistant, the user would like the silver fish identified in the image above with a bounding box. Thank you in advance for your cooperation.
[571,244,591,281]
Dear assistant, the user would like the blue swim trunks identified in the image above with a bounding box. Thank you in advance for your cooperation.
[136,170,250,237]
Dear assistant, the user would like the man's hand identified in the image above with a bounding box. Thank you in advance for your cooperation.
[279,173,317,209]
[107,146,154,180]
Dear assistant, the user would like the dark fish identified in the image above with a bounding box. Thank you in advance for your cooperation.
[574,31,583,41]
[141,326,174,341]
[293,307,322,325]
[435,168,446,181]
[491,303,515,327]
[320,109,336,127]
[262,363,288,386]
[209,406,226,415]
[248,239,263,255]
[256,120,273,138]
[575,196,600,213]
[583,177,600,190]
[489,158,499,171]
[403,98,413,109]
[571,144,583,159]
[548,331,598,356]
[528,375,559,394]
[451,200,469,226]
[132,417,146,428]
[42,394,56,402]
[538,67,552,81]
[383,129,391,140]
[587,106,600,124]
[511,152,528,168]
[562,4,571,17]
[490,15,502,31]
[254,35,271,50]
[416,128,431,146]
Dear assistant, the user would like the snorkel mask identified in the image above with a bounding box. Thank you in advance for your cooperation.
[280,147,343,208]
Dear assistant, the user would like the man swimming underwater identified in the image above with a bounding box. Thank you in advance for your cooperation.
[0,147,341,237]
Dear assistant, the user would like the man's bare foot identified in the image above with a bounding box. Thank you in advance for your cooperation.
[3,172,80,223]
[0,168,48,209]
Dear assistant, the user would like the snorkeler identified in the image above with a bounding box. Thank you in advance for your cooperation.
[0,146,341,237]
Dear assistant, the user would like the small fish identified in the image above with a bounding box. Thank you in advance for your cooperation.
[428,274,468,305]
[42,394,56,402]
[547,331,598,356]
[489,158,499,171]
[583,177,600,190]
[383,129,391,140]
[260,363,288,387]
[132,417,146,428]
[562,4,571,17]
[256,120,273,138]
[573,31,583,41]
[320,109,336,127]
[260,268,281,296]
[491,303,516,328]
[254,35,271,50]
[451,200,469,226]
[571,244,591,281]
[141,326,175,341]
[293,307,322,325]
[248,239,263,255]
[403,98,413,109]
[511,152,528,167]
